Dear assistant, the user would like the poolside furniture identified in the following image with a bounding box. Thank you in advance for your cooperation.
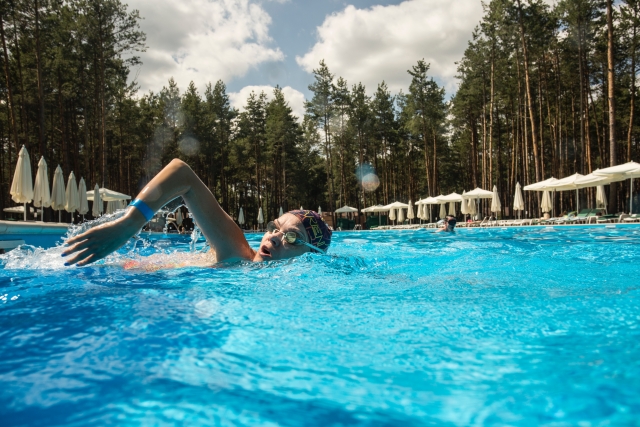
[623,214,640,223]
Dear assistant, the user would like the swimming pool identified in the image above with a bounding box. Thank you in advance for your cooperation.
[1,225,640,425]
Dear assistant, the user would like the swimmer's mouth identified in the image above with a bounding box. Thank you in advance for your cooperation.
[259,246,272,258]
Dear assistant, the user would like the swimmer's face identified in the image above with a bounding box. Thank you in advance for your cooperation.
[254,213,310,261]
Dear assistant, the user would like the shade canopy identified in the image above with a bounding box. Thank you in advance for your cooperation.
[417,196,440,205]
[541,190,552,213]
[574,171,620,188]
[361,204,387,213]
[92,184,103,217]
[50,166,66,211]
[65,172,79,214]
[594,161,640,178]
[523,177,559,191]
[384,201,409,210]
[490,185,501,213]
[464,187,494,199]
[513,182,525,211]
[542,173,585,191]
[86,188,131,202]
[33,156,51,209]
[335,205,358,213]
[437,192,463,203]
[78,178,89,215]
[10,145,33,204]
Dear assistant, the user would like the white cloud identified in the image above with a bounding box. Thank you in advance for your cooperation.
[296,0,484,97]
[228,85,306,121]
[127,0,283,93]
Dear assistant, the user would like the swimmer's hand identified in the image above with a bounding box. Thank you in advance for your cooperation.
[62,210,146,266]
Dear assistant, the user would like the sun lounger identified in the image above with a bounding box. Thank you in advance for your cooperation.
[623,214,640,223]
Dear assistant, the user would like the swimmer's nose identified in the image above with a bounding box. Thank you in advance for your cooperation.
[269,232,282,248]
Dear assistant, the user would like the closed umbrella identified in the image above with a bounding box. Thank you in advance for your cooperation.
[105,201,116,214]
[407,200,415,222]
[33,156,51,222]
[238,207,245,225]
[461,192,469,216]
[279,206,284,217]
[513,182,524,218]
[318,206,322,215]
[389,208,396,221]
[92,183,103,217]
[467,197,476,216]
[448,202,456,216]
[490,185,501,214]
[257,207,264,229]
[10,145,33,221]
[78,178,89,217]
[596,185,607,208]
[176,209,183,226]
[439,203,446,219]
[299,206,303,210]
[541,190,552,213]
[50,166,66,222]
[65,172,79,222]
[397,206,405,223]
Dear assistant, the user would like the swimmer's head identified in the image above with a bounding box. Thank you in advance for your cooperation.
[254,210,332,261]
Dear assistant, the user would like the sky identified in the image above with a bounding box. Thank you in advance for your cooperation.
[125,0,489,119]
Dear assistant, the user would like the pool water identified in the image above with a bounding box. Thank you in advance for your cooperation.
[1,225,640,426]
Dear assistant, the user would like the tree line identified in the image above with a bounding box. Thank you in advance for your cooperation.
[1,0,638,226]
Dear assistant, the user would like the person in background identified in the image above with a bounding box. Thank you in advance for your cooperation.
[437,215,457,233]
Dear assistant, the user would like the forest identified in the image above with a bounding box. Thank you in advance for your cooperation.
[1,0,638,225]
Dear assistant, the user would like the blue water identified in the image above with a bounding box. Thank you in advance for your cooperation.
[1,225,640,426]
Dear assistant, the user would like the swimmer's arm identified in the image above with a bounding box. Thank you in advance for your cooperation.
[63,159,254,265]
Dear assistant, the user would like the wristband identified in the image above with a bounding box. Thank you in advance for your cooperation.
[129,199,155,222]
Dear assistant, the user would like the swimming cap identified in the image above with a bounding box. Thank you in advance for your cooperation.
[287,210,332,252]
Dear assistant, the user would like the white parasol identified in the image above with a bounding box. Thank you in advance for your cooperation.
[448,202,456,216]
[318,206,322,215]
[397,206,405,223]
[439,203,446,219]
[596,185,607,208]
[258,207,264,226]
[513,182,525,217]
[389,208,396,221]
[407,200,415,220]
[490,185,501,213]
[78,178,89,216]
[10,145,34,221]
[33,156,51,222]
[541,190,552,213]
[92,184,103,217]
[460,191,469,215]
[279,206,284,217]
[238,207,245,225]
[65,172,79,221]
[50,166,66,222]
[176,209,183,226]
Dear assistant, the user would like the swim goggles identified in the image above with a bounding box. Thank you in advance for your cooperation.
[265,221,325,254]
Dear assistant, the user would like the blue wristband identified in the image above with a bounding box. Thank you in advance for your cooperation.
[130,199,155,222]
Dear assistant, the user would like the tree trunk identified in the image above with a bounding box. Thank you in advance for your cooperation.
[607,0,618,210]
[0,14,19,154]
[34,0,47,157]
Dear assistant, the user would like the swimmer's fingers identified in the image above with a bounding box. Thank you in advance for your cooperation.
[76,253,99,267]
[61,237,92,258]
[63,247,91,266]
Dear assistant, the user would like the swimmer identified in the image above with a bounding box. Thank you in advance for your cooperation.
[62,159,332,266]
[437,215,457,233]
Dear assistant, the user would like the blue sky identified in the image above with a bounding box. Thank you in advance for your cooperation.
[127,0,488,118]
